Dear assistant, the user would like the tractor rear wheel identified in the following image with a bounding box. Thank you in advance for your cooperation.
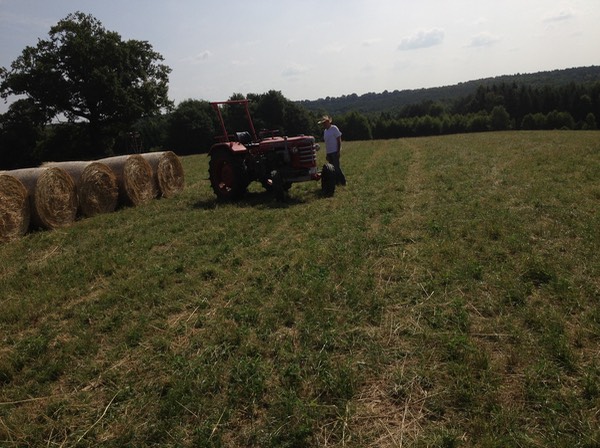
[321,163,336,197]
[209,150,248,200]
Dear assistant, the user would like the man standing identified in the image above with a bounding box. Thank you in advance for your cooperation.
[319,115,347,186]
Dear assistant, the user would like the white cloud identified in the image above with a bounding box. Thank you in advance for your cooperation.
[362,38,382,47]
[319,43,345,54]
[231,39,260,49]
[398,29,445,51]
[182,50,212,64]
[473,17,488,26]
[282,63,309,78]
[230,59,253,67]
[361,63,376,73]
[197,50,212,60]
[543,9,575,23]
[468,32,500,48]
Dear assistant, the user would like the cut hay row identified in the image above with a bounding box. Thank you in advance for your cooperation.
[1,151,184,243]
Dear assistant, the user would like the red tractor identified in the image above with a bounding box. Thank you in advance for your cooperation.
[208,100,336,201]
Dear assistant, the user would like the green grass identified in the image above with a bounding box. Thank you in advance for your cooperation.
[1,131,599,447]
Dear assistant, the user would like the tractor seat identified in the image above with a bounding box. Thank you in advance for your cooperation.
[235,131,252,144]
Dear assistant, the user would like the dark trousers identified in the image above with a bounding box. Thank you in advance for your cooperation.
[326,152,347,185]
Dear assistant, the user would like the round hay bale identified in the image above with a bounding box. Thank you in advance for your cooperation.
[9,167,78,230]
[44,161,119,217]
[98,154,154,206]
[140,151,185,198]
[79,162,119,216]
[0,173,31,242]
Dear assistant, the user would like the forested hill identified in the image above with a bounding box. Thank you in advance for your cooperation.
[298,66,600,116]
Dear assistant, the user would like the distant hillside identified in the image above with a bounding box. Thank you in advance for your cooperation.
[298,66,600,116]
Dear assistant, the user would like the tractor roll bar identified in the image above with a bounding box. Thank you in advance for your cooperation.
[210,100,258,143]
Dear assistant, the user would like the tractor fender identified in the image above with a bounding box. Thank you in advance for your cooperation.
[209,141,248,156]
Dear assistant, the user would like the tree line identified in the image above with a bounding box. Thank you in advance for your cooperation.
[334,81,600,140]
[299,66,600,116]
[1,12,598,170]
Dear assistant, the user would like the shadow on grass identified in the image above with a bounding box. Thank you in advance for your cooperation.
[192,189,331,210]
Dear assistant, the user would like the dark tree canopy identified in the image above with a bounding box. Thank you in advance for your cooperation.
[167,99,216,154]
[1,12,172,155]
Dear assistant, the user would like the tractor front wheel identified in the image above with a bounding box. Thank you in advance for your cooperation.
[209,150,248,200]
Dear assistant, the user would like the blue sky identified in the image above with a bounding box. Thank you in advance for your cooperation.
[1,0,599,112]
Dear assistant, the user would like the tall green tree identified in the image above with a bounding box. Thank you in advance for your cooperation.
[0,12,172,157]
[249,90,315,136]
[0,99,45,169]
[490,105,511,131]
[337,110,372,140]
[582,112,597,130]
[253,90,286,132]
[167,100,216,154]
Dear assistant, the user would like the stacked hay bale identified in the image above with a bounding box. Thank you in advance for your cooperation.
[1,151,184,243]
[0,173,31,242]
[140,151,185,198]
[2,167,78,231]
[98,154,156,206]
[44,161,119,217]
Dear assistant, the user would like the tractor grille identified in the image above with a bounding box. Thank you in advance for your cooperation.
[297,144,317,165]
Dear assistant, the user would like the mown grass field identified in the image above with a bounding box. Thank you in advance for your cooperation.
[1,131,599,447]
